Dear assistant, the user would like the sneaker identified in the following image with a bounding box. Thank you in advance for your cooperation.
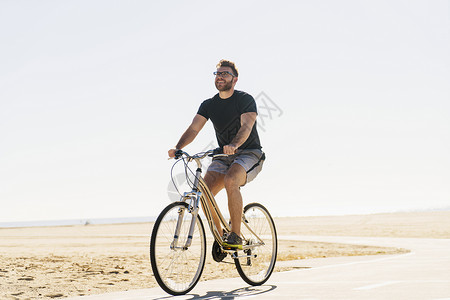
[212,240,227,262]
[222,232,243,250]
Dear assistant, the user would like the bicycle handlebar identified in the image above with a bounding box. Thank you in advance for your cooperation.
[174,148,224,160]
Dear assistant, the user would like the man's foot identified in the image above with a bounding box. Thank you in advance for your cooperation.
[222,232,242,250]
[212,240,227,262]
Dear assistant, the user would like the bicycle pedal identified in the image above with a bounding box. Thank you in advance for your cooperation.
[222,244,243,250]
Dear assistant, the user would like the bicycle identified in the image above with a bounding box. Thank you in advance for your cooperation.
[150,148,278,295]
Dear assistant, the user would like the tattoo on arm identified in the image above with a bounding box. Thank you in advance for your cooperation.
[230,113,256,147]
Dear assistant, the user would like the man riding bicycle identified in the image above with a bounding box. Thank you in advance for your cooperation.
[168,59,265,260]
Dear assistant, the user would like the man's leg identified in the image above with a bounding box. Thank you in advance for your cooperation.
[224,163,247,236]
[203,170,225,235]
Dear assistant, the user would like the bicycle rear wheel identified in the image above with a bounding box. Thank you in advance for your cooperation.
[234,202,277,285]
[150,202,206,295]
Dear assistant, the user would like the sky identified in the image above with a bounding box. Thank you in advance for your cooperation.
[0,0,449,223]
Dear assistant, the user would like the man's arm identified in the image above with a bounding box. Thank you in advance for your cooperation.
[168,114,208,157]
[223,112,257,155]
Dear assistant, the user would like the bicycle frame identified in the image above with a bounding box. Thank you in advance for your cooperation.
[172,150,265,251]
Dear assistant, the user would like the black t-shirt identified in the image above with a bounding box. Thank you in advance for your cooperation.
[197,90,262,150]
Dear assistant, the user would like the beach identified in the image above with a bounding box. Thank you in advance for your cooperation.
[1,211,449,299]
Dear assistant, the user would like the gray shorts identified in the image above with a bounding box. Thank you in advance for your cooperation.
[207,149,265,185]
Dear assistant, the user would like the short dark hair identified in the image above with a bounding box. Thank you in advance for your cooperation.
[216,59,239,77]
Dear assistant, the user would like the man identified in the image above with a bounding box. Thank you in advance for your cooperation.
[168,59,264,259]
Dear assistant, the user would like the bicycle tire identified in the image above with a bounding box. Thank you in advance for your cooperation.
[234,202,277,286]
[150,202,206,295]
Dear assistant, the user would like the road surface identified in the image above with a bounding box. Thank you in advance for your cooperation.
[68,236,450,299]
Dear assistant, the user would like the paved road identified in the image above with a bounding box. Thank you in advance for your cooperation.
[69,236,450,300]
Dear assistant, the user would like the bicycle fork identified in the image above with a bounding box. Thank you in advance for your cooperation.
[170,192,202,250]
[170,165,204,251]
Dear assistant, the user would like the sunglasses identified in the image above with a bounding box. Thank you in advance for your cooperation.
[213,71,235,78]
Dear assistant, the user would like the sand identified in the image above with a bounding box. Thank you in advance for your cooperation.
[1,211,449,299]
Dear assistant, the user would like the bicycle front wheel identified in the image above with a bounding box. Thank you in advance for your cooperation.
[234,202,278,285]
[150,202,206,295]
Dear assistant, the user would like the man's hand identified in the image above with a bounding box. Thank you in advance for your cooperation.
[168,149,178,158]
[223,144,237,155]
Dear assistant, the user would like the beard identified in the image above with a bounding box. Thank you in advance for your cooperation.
[215,79,233,91]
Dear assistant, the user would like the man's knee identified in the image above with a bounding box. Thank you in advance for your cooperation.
[224,164,246,189]
[224,175,238,189]
[204,171,225,193]
[205,170,219,182]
